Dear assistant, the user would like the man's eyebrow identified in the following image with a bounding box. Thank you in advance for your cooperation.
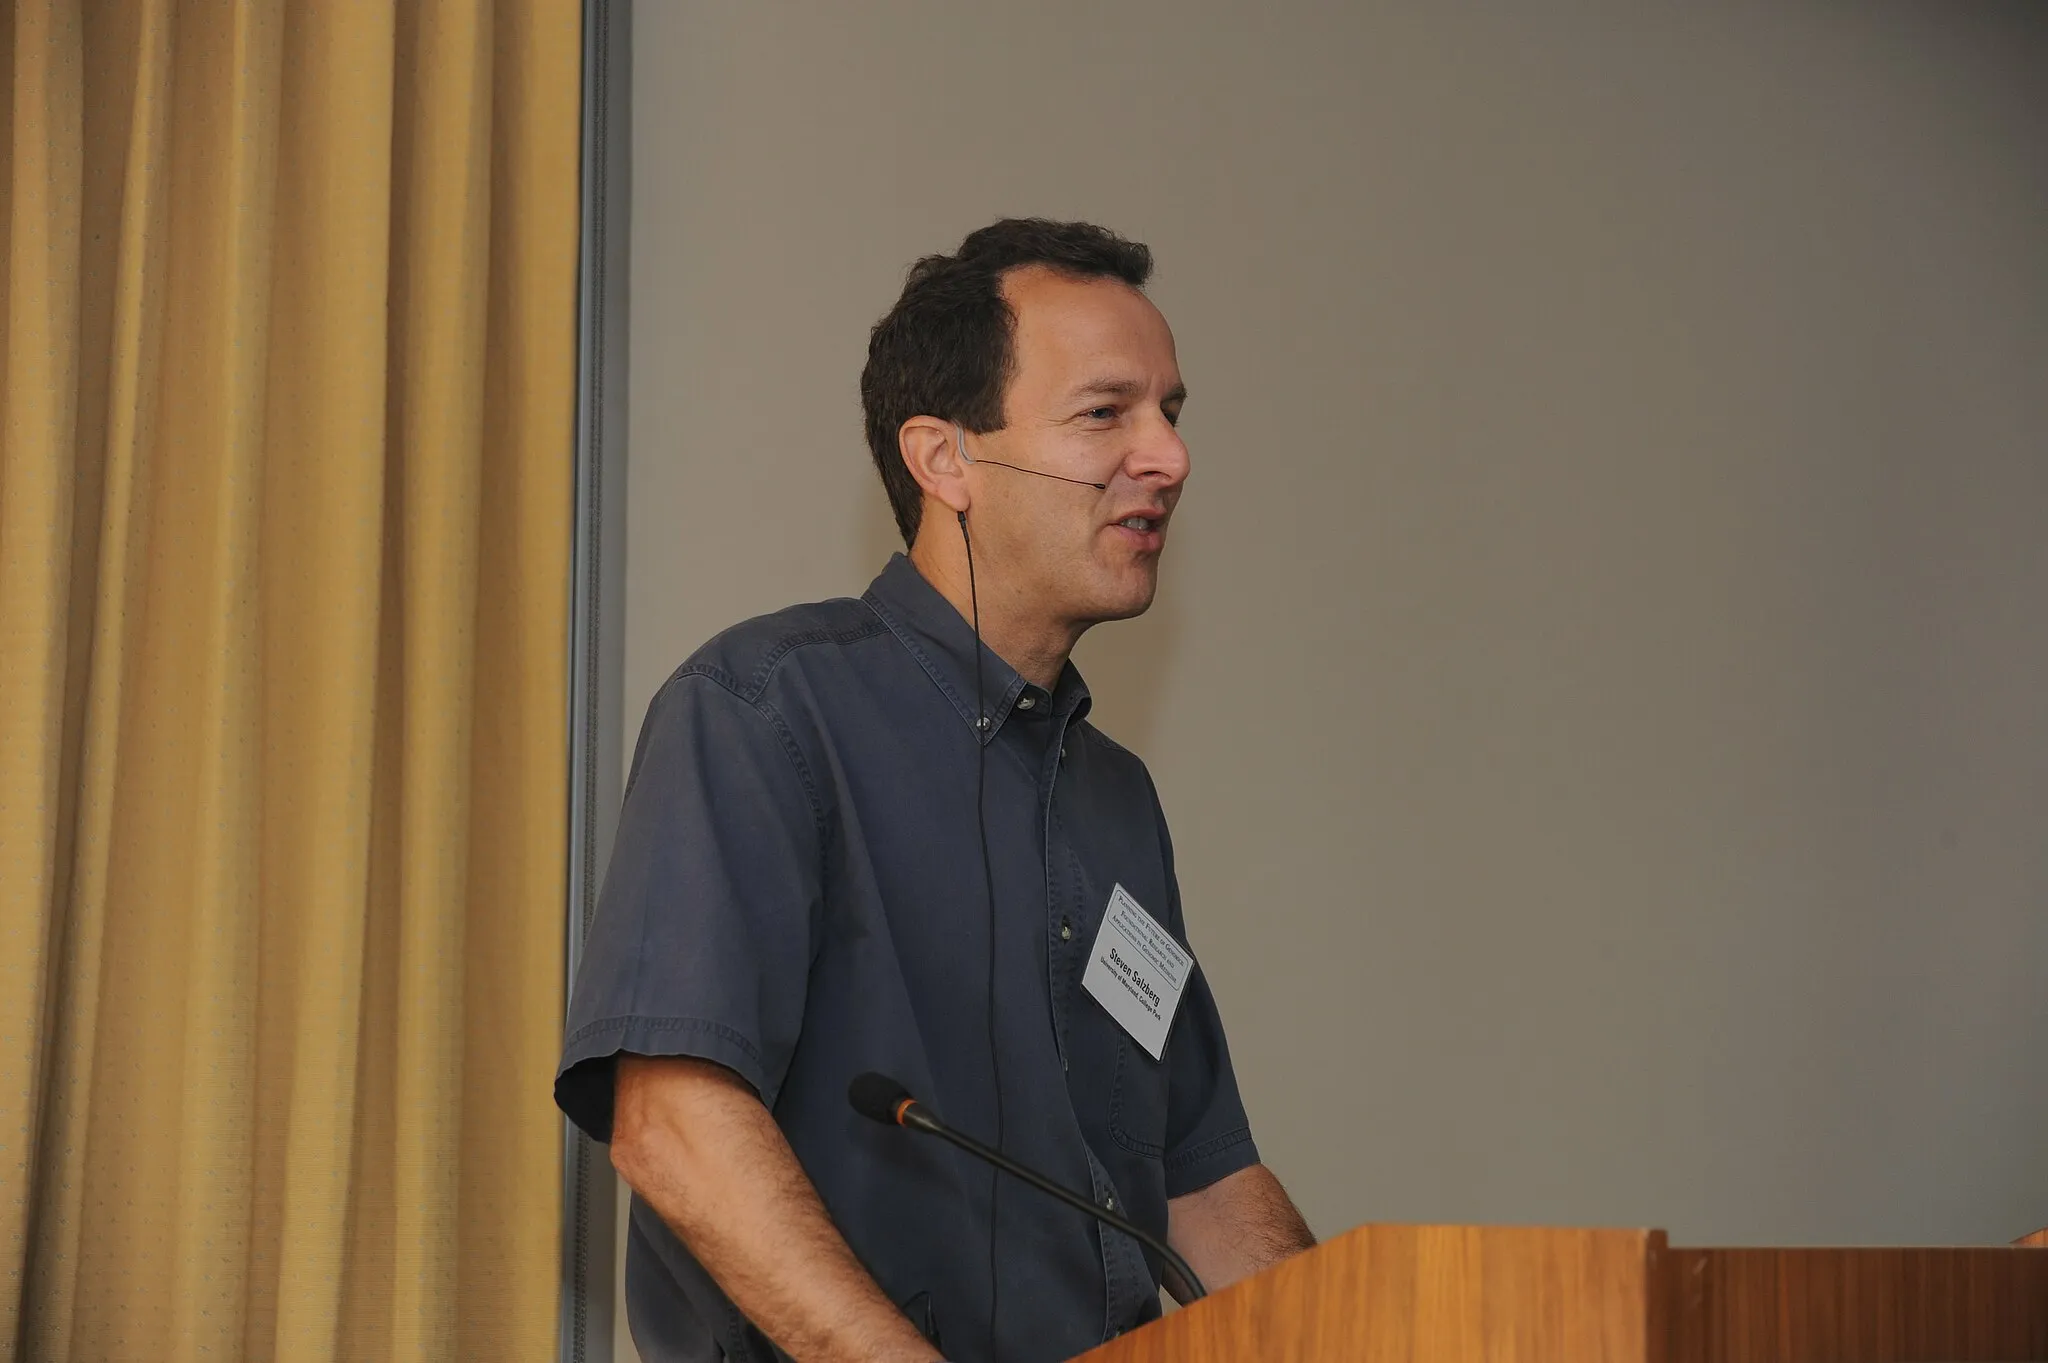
[1067,378,1189,405]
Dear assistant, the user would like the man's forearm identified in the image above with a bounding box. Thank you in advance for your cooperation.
[1165,1163,1315,1299]
[612,1054,941,1363]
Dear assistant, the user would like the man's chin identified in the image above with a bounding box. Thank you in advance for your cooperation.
[1080,576,1160,624]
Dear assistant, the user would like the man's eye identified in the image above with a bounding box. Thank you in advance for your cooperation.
[1085,406,1117,421]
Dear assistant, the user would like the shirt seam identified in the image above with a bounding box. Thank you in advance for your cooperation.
[670,664,833,849]
[735,617,892,702]
[1163,1125,1253,1173]
[1108,1125,1165,1160]
[563,1013,766,1069]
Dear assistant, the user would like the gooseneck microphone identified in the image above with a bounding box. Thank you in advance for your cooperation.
[847,1071,1208,1302]
[955,424,1107,490]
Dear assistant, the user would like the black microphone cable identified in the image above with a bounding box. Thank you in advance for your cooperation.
[955,506,1006,1363]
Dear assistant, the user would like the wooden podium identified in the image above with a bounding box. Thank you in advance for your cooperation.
[1071,1224,2048,1362]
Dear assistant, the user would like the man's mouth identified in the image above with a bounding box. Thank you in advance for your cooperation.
[1117,516,1160,532]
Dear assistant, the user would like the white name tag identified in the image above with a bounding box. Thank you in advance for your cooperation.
[1081,884,1193,1061]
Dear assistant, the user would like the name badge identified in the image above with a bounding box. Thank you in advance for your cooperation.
[1081,884,1193,1061]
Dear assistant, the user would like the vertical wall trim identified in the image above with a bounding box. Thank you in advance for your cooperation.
[563,2,631,1361]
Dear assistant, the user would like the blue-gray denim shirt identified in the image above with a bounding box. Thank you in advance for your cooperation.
[557,554,1258,1363]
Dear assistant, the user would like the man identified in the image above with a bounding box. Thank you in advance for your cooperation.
[556,219,1314,1363]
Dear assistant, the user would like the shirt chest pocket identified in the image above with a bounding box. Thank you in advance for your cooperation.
[1055,798,1177,1162]
[1108,1030,1170,1159]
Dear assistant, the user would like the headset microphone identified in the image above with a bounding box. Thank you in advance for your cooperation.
[955,425,1106,490]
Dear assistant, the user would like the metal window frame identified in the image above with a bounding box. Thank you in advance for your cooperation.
[562,2,631,1361]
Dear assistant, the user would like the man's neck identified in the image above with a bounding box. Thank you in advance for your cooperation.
[908,538,1078,692]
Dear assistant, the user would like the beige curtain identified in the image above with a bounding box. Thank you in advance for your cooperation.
[0,2,580,1359]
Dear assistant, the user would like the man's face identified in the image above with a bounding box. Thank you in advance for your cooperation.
[969,267,1190,629]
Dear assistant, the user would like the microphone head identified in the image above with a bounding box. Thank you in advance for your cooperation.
[847,1071,916,1126]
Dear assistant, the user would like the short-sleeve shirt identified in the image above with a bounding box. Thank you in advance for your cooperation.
[555,554,1259,1363]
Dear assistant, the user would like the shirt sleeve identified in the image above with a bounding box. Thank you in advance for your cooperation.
[554,670,824,1143]
[1157,808,1262,1199]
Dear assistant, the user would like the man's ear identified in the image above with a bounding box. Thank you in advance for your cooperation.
[898,415,973,518]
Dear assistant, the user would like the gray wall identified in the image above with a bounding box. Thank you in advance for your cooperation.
[621,5,2048,1349]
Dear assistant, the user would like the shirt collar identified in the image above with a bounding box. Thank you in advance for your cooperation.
[863,553,1091,744]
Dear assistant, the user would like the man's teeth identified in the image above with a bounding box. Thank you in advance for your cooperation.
[1119,517,1156,531]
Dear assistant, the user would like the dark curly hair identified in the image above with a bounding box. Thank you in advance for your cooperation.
[860,218,1154,547]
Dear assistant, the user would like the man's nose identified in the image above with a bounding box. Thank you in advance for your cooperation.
[1126,413,1190,487]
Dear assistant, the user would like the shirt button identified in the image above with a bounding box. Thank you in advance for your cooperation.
[1017,695,1035,711]
[1103,1195,1116,1211]
[1059,920,1072,941]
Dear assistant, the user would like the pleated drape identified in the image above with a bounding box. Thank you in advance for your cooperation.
[0,3,580,1359]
